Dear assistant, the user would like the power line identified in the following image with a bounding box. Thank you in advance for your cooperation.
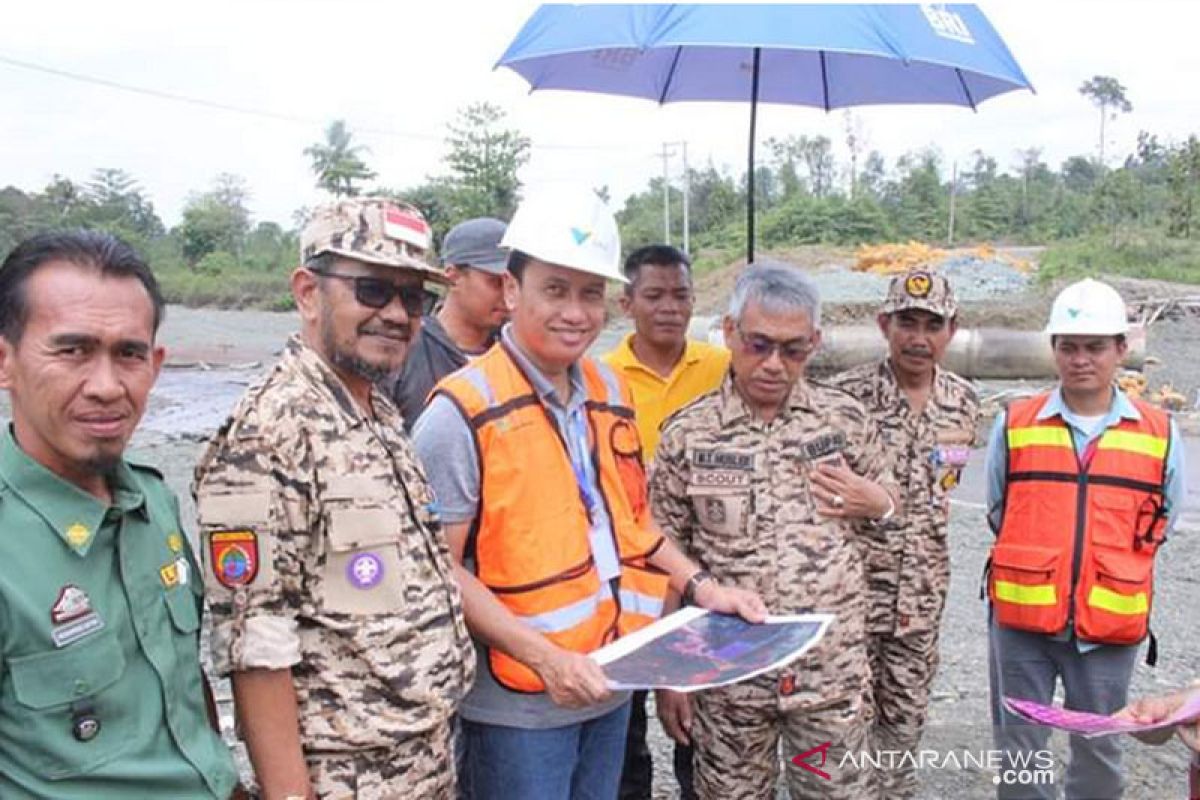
[0,52,631,152]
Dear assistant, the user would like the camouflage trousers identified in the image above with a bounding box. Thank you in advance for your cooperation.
[306,722,454,799]
[867,627,941,799]
[691,678,875,799]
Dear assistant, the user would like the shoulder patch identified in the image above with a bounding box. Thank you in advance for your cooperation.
[209,530,260,588]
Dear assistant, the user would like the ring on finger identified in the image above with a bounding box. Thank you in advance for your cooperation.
[832,494,845,508]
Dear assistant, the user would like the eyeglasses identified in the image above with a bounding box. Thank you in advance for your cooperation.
[735,324,816,363]
[310,270,437,316]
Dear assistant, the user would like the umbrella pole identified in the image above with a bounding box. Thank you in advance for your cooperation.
[747,47,761,264]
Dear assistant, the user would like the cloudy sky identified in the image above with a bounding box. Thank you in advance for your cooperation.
[0,0,1195,228]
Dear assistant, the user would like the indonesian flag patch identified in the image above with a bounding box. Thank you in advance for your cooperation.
[383,205,431,251]
[209,530,260,588]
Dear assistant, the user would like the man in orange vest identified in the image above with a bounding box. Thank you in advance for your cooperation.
[412,187,766,800]
[985,278,1187,799]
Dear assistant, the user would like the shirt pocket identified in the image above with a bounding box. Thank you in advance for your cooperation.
[321,505,409,615]
[164,585,201,634]
[4,630,130,779]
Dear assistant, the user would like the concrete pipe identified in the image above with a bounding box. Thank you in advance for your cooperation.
[692,317,1147,380]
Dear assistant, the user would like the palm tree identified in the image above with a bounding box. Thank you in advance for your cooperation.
[303,120,377,197]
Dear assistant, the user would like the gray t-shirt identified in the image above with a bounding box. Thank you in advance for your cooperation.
[411,325,627,728]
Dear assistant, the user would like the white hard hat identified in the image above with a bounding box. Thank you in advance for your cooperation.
[1045,278,1129,336]
[501,186,624,282]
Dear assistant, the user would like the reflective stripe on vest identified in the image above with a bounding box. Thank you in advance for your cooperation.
[520,583,614,634]
[993,580,1057,607]
[1087,585,1149,616]
[619,588,665,619]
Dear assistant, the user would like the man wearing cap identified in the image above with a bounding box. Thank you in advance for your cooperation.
[0,230,238,799]
[826,270,979,797]
[985,278,1186,799]
[411,188,766,800]
[600,244,729,800]
[194,199,474,798]
[391,217,510,430]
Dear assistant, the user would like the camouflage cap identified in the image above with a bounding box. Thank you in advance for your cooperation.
[301,198,448,284]
[881,270,958,318]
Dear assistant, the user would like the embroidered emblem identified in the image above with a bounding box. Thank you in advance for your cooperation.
[904,272,933,298]
[167,532,184,553]
[209,530,259,588]
[51,585,92,624]
[702,496,728,525]
[160,561,180,589]
[347,552,385,589]
[65,523,91,549]
[50,585,104,648]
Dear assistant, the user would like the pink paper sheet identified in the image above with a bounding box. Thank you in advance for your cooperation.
[1004,693,1200,738]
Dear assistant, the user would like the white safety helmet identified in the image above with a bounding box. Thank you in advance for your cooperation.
[1045,278,1129,336]
[501,186,624,282]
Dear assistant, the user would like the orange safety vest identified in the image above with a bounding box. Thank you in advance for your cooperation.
[434,341,670,693]
[989,392,1171,645]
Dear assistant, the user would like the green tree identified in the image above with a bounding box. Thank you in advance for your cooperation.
[442,102,531,219]
[178,173,253,265]
[766,135,836,198]
[1079,75,1132,166]
[81,168,164,243]
[304,120,377,197]
[1166,136,1200,238]
[858,151,887,200]
[1061,156,1101,193]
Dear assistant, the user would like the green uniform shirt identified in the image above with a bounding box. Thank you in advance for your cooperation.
[0,427,237,798]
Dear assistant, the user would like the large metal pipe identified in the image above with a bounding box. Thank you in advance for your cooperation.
[691,318,1147,380]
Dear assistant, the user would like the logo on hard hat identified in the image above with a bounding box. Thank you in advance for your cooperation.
[571,227,592,245]
[905,272,933,298]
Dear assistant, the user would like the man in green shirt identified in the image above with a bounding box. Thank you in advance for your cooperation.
[0,230,238,798]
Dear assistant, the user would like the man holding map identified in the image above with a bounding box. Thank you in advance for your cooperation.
[650,262,900,799]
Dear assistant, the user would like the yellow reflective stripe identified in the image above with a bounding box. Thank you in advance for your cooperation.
[1097,430,1168,460]
[994,580,1058,606]
[1007,427,1073,450]
[1087,585,1149,616]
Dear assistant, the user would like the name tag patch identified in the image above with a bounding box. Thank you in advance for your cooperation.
[798,433,846,463]
[692,450,755,471]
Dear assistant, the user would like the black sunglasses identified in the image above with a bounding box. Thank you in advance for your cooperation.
[735,323,815,363]
[310,269,437,316]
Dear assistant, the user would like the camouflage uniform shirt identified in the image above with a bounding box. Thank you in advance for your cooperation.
[650,375,894,707]
[828,359,979,637]
[194,335,474,752]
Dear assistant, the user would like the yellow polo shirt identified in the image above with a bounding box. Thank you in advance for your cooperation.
[602,333,730,461]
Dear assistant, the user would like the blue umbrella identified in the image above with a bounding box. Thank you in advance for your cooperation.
[497,3,1033,262]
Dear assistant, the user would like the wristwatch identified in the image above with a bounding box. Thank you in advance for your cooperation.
[874,493,897,524]
[683,569,714,606]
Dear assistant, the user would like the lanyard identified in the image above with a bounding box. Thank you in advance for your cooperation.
[566,406,600,524]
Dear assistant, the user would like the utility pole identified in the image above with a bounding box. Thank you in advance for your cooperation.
[661,142,671,245]
[947,160,958,246]
[659,141,691,250]
[681,141,690,255]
